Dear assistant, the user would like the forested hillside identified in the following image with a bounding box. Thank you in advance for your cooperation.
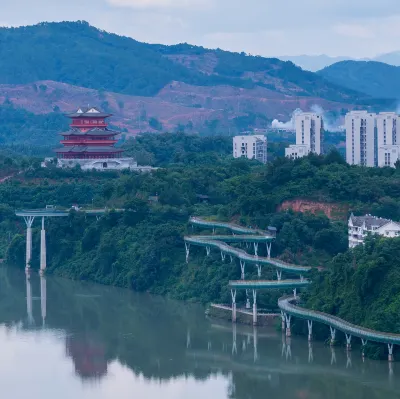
[0,21,364,102]
[318,60,400,99]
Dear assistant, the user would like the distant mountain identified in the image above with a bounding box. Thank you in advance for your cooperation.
[318,61,400,99]
[374,51,400,67]
[279,55,353,72]
[281,51,400,72]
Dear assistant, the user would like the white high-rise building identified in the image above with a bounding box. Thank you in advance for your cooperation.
[345,111,376,167]
[233,135,267,164]
[285,113,324,159]
[376,112,400,167]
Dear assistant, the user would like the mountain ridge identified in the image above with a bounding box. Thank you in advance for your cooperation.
[318,60,400,99]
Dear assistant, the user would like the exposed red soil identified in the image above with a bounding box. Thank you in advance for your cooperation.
[278,199,349,220]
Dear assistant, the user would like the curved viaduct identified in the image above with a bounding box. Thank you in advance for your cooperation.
[185,217,400,362]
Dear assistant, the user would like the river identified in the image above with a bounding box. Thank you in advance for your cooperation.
[0,267,398,399]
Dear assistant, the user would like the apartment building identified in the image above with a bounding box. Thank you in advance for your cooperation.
[376,112,400,167]
[348,213,400,248]
[285,113,324,159]
[233,135,268,164]
[345,111,376,167]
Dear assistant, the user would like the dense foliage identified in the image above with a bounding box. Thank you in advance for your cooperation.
[0,103,68,151]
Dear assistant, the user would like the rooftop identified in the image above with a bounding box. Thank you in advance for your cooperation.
[60,128,120,136]
[349,213,394,229]
[66,107,112,118]
[55,146,124,153]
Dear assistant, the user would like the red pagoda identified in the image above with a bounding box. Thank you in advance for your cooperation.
[55,107,124,161]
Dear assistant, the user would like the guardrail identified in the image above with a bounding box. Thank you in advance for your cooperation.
[279,295,400,345]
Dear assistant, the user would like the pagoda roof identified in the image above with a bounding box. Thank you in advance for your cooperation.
[60,128,120,136]
[66,107,112,118]
[55,146,124,153]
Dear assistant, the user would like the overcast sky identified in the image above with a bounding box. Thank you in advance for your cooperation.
[1,0,400,58]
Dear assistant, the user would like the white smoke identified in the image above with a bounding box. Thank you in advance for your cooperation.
[271,108,302,130]
[270,104,343,132]
[310,105,344,132]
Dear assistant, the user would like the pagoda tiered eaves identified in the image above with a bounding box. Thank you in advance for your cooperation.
[55,107,123,160]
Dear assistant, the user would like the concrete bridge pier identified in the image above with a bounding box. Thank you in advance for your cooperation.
[240,260,245,280]
[266,242,272,259]
[256,263,262,278]
[185,243,190,263]
[252,289,257,326]
[206,246,211,256]
[345,334,352,352]
[276,270,282,281]
[388,344,394,362]
[221,251,226,262]
[40,217,46,274]
[253,242,259,257]
[329,326,336,346]
[307,320,313,341]
[231,289,237,323]
[24,216,35,271]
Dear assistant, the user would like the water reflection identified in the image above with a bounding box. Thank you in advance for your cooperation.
[0,267,399,399]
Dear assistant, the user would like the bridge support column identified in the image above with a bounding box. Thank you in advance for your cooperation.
[345,334,352,352]
[307,320,313,341]
[293,288,297,300]
[185,243,190,263]
[24,216,35,271]
[308,341,313,363]
[361,339,368,360]
[330,326,336,346]
[40,217,46,274]
[276,270,282,281]
[285,313,291,337]
[253,242,259,257]
[240,260,245,280]
[221,251,226,262]
[388,344,394,362]
[252,289,257,326]
[231,289,237,323]
[266,242,272,259]
[206,246,211,256]
[256,263,261,278]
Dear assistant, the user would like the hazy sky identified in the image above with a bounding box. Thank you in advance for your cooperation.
[1,0,400,57]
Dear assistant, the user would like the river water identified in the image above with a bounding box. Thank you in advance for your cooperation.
[0,267,398,399]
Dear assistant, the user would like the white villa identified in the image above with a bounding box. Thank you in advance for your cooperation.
[348,213,400,248]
